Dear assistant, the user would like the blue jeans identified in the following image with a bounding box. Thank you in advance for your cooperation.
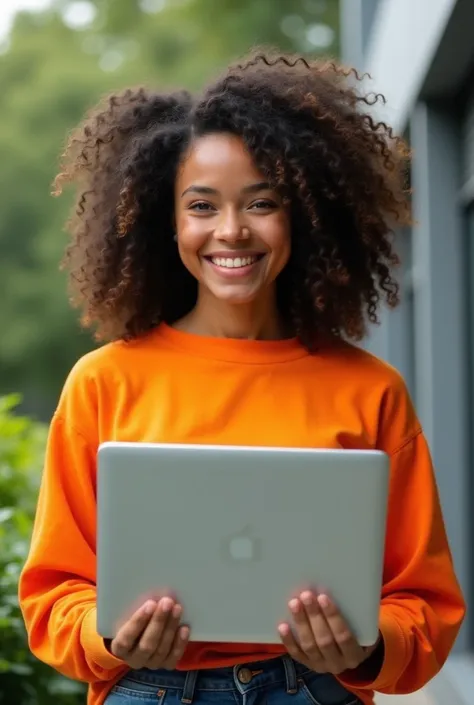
[104,655,361,705]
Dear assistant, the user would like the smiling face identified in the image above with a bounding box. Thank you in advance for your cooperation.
[174,133,291,307]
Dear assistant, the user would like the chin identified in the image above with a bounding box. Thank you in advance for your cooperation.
[212,290,260,305]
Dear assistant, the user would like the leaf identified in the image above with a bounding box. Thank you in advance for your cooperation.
[49,676,85,695]
[8,663,33,676]
[0,508,14,523]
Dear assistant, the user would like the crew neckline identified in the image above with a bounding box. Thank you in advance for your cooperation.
[155,323,309,364]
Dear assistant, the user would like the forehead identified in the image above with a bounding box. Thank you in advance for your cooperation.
[176,133,265,188]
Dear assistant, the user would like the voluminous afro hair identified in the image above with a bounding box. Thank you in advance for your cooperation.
[54,50,411,347]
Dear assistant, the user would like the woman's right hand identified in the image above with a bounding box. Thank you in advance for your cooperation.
[108,597,189,669]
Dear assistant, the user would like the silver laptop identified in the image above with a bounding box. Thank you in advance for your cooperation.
[96,442,389,646]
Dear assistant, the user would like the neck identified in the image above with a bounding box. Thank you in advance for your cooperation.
[175,288,289,341]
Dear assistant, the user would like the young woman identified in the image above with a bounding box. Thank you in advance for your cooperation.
[19,52,465,705]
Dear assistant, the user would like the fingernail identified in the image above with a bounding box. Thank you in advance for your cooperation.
[160,598,173,612]
[318,594,330,609]
[180,626,190,639]
[289,599,299,613]
[278,623,290,636]
[143,600,155,615]
[301,591,313,606]
[172,604,182,618]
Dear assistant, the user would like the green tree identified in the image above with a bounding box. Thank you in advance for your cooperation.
[0,0,339,419]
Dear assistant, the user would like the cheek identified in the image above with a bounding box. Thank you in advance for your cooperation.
[177,219,209,258]
[267,223,291,267]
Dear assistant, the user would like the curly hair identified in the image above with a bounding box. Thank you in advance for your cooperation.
[54,50,411,346]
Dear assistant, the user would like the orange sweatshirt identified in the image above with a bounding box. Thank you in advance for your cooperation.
[19,324,465,705]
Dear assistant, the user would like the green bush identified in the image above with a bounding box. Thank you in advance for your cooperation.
[0,395,86,704]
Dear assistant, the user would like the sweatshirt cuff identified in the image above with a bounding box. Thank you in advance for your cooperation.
[81,607,126,671]
[337,607,407,691]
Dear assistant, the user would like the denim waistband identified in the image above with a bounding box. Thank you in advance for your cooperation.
[123,655,312,703]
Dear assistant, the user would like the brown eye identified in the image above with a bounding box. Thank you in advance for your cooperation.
[189,202,215,212]
[250,200,277,210]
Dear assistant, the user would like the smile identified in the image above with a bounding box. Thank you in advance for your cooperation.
[203,253,265,278]
[210,255,259,269]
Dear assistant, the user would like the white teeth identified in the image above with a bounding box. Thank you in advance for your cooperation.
[211,256,258,269]
[210,255,259,269]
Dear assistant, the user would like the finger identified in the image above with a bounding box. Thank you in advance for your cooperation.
[134,598,175,659]
[112,600,156,657]
[148,601,183,664]
[289,598,322,662]
[278,621,308,665]
[162,625,190,670]
[317,594,365,669]
[300,592,343,670]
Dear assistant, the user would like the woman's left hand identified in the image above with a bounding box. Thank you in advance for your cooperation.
[278,591,380,675]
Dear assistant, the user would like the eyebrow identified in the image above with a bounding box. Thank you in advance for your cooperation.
[181,181,271,197]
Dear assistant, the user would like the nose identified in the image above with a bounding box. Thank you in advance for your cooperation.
[214,207,249,242]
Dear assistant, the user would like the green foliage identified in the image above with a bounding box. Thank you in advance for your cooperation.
[0,395,86,704]
[0,0,339,419]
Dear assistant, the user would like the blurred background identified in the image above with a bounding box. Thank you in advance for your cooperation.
[0,1,472,704]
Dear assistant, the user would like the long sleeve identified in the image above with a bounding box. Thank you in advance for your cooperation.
[338,429,466,694]
[18,407,127,683]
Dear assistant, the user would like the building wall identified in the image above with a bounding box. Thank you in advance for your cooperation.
[364,0,457,130]
[341,1,474,702]
[342,0,458,130]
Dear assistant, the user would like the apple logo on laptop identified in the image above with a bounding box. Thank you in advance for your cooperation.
[226,526,260,561]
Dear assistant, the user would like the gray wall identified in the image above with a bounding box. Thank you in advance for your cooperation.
[341,0,458,132]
